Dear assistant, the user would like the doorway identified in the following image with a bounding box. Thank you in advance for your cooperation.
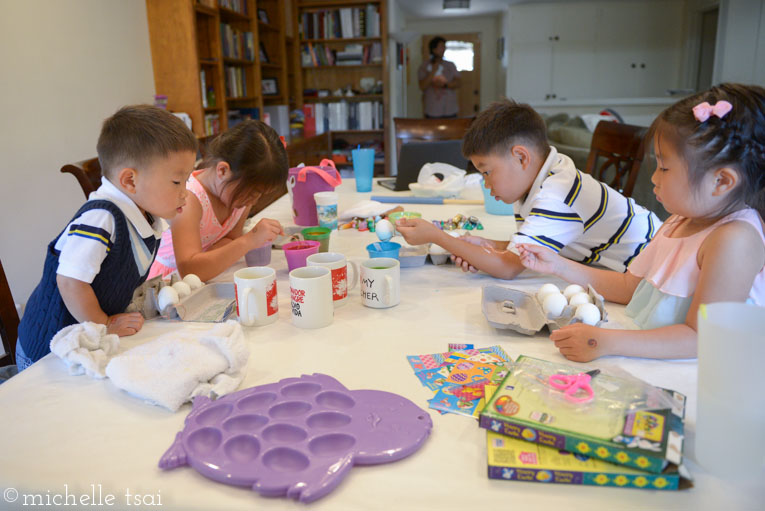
[696,7,718,91]
[421,33,481,117]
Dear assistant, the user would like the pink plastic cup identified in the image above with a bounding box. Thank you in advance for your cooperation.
[283,240,320,272]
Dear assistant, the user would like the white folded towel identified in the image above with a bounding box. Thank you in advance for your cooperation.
[105,321,249,411]
[49,322,120,378]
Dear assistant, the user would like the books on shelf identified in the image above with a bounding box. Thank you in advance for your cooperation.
[204,113,221,136]
[218,0,248,15]
[227,108,259,129]
[220,23,255,61]
[301,42,382,67]
[300,4,380,40]
[263,105,290,140]
[479,356,686,474]
[200,70,208,108]
[302,100,383,135]
[224,66,248,98]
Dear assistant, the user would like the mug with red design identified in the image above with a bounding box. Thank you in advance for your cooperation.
[306,252,359,307]
[234,267,278,326]
[289,266,333,329]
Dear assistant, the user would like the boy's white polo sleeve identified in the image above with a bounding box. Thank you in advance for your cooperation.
[512,175,584,253]
[55,209,116,283]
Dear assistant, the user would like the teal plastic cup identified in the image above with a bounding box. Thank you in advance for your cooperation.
[482,178,514,215]
[352,148,375,192]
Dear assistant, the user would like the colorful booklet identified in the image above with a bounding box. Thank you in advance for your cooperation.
[479,356,686,474]
[487,431,691,490]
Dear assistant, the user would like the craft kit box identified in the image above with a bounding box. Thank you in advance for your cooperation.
[479,356,686,474]
[486,431,691,490]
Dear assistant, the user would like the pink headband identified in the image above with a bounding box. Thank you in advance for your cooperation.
[693,100,732,122]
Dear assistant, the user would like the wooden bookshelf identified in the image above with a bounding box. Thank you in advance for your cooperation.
[146,0,271,137]
[292,0,389,175]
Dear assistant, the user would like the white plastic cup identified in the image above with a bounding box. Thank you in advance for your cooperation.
[696,302,765,476]
[314,191,338,230]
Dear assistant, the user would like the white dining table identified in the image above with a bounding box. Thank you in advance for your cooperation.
[0,179,762,511]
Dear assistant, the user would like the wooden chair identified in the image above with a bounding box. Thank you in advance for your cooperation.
[393,117,474,161]
[0,259,19,367]
[584,121,648,198]
[60,157,102,198]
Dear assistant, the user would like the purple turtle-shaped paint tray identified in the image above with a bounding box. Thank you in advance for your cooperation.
[159,373,433,502]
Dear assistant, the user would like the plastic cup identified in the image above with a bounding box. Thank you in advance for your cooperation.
[352,148,375,192]
[366,241,401,259]
[314,191,338,230]
[301,227,331,253]
[244,243,272,266]
[696,302,765,477]
[283,240,320,272]
[481,178,515,215]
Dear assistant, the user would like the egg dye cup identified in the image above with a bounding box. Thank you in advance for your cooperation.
[158,373,433,503]
[245,243,273,267]
[283,240,321,272]
[388,211,421,235]
[366,241,401,259]
[301,227,331,253]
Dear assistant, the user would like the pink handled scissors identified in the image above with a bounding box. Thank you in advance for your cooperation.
[548,369,600,403]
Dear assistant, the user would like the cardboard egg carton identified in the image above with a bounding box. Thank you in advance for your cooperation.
[481,284,607,335]
[127,275,236,322]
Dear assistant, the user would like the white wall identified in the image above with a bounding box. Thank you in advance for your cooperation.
[403,15,500,118]
[0,0,155,307]
[715,0,765,84]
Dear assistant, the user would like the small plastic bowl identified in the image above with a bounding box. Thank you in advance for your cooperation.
[244,243,272,266]
[399,245,428,267]
[389,211,422,234]
[366,241,401,259]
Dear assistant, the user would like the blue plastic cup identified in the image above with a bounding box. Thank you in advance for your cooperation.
[352,148,375,193]
[366,241,401,259]
[481,178,515,215]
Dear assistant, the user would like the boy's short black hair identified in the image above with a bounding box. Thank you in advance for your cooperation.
[462,99,549,158]
[97,105,198,178]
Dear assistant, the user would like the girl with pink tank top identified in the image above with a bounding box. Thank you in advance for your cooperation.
[148,120,288,282]
[515,83,765,362]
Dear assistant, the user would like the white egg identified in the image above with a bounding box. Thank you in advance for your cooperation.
[542,292,568,318]
[537,283,560,302]
[575,303,601,325]
[182,273,203,290]
[157,286,180,312]
[375,219,394,242]
[172,281,192,299]
[568,291,592,308]
[563,284,585,300]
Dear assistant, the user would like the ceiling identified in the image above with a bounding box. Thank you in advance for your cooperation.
[396,0,623,19]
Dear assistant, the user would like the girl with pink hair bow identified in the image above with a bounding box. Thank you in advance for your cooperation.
[517,83,765,362]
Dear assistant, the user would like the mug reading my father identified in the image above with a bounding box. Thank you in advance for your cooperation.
[360,257,400,308]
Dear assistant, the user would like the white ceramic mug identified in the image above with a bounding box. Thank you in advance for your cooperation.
[289,266,334,329]
[234,267,278,326]
[360,258,400,308]
[306,252,359,307]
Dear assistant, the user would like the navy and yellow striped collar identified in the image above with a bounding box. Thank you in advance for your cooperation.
[89,177,167,239]
[518,145,559,216]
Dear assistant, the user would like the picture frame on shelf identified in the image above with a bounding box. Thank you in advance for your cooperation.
[257,8,269,24]
[262,78,279,96]
[259,42,269,63]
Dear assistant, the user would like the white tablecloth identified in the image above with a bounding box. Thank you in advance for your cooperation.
[0,180,762,510]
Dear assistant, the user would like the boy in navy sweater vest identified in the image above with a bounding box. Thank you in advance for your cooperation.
[16,105,198,369]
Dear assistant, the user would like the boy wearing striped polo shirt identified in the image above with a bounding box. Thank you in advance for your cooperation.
[16,105,198,369]
[396,99,660,279]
